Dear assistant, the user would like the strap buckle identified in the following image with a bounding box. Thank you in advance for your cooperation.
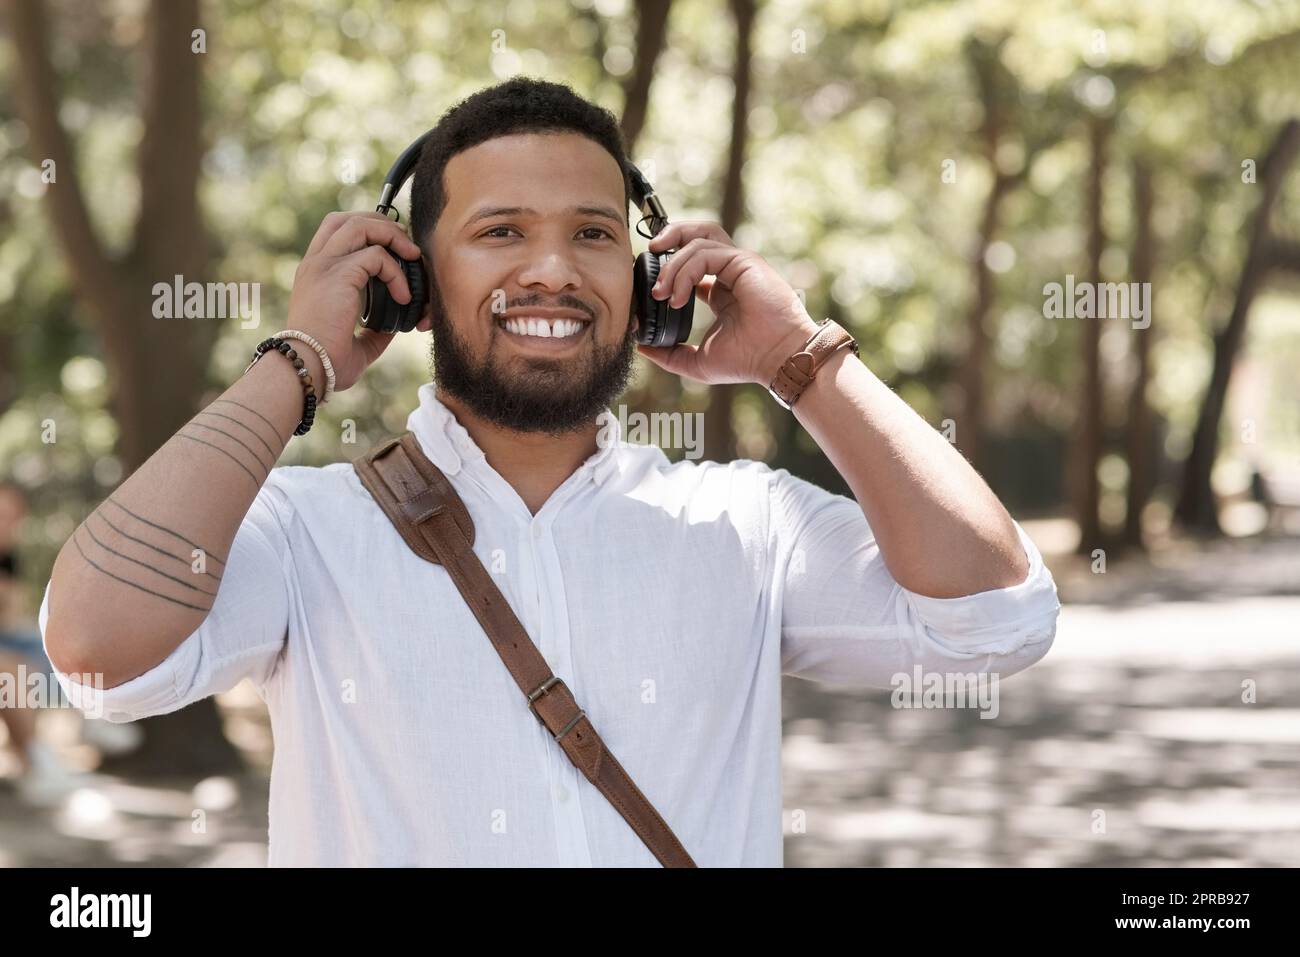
[527,676,586,741]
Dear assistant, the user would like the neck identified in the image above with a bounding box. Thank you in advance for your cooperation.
[435,386,599,515]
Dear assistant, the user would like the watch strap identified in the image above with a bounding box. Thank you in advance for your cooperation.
[769,319,857,408]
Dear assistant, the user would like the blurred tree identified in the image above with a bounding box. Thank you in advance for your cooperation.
[1124,158,1155,547]
[9,0,239,775]
[956,35,1029,476]
[700,0,757,463]
[1071,111,1111,555]
[618,0,672,151]
[1176,119,1300,535]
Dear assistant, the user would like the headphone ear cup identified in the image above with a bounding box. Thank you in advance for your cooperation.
[632,251,662,346]
[363,250,428,334]
[363,272,394,333]
[398,258,428,332]
[633,251,695,348]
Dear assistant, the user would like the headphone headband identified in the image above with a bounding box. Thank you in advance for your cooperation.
[361,126,693,346]
[374,129,664,236]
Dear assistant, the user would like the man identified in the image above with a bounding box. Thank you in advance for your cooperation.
[39,77,1059,866]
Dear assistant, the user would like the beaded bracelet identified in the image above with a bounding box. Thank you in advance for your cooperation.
[270,328,337,404]
[244,337,318,435]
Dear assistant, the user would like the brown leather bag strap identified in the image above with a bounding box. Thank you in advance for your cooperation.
[352,432,697,868]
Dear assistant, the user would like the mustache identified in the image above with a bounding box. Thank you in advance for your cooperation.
[501,293,596,321]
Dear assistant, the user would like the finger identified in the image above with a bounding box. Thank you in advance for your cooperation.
[306,211,351,257]
[415,301,433,332]
[321,215,422,261]
[670,245,758,310]
[658,243,741,309]
[648,221,733,252]
[341,246,411,304]
[636,341,706,381]
[652,238,728,305]
[321,215,423,261]
[647,220,733,253]
[308,211,395,257]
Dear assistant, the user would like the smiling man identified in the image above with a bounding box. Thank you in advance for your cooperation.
[38,77,1060,867]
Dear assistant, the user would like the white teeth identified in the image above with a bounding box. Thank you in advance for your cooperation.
[502,317,585,338]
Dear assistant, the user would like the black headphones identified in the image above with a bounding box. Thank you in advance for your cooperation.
[359,129,695,347]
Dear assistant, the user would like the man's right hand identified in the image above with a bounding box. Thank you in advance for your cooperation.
[285,211,433,394]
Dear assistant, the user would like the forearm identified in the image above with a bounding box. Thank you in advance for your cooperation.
[45,347,321,685]
[790,348,1029,599]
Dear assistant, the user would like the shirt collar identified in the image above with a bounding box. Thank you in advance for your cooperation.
[405,383,624,486]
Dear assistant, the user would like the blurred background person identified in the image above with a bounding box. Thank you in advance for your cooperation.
[0,479,75,804]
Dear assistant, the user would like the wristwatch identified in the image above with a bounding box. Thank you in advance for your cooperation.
[767,318,858,410]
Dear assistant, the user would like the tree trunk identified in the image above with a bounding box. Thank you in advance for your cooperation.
[1175,119,1300,535]
[615,0,680,437]
[957,40,1018,476]
[619,0,673,154]
[701,0,756,464]
[1123,160,1155,547]
[11,0,240,776]
[1070,114,1110,555]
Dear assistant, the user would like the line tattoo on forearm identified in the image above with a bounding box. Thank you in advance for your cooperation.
[68,394,288,611]
[211,397,291,445]
[104,497,227,566]
[194,409,279,461]
[79,521,219,598]
[92,509,223,583]
[185,419,274,474]
[71,533,213,613]
[175,431,264,488]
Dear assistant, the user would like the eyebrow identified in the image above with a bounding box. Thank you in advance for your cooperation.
[464,205,626,228]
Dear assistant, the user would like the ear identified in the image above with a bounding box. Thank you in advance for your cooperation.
[415,298,433,333]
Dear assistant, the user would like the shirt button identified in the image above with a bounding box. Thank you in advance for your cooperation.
[531,524,543,540]
[555,785,569,803]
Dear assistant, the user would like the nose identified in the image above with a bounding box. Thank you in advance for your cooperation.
[516,246,583,295]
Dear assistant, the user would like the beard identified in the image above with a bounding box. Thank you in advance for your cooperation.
[426,275,637,436]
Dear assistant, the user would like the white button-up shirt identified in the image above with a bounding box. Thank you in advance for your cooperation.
[40,383,1060,866]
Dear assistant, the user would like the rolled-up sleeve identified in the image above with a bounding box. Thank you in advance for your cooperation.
[770,469,1059,688]
[38,476,293,723]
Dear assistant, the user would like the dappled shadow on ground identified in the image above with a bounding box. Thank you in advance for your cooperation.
[1048,531,1300,608]
[781,656,1300,867]
[782,531,1300,867]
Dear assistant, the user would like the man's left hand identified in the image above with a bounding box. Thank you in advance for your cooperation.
[637,221,821,386]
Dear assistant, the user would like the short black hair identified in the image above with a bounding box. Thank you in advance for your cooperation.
[408,77,634,257]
